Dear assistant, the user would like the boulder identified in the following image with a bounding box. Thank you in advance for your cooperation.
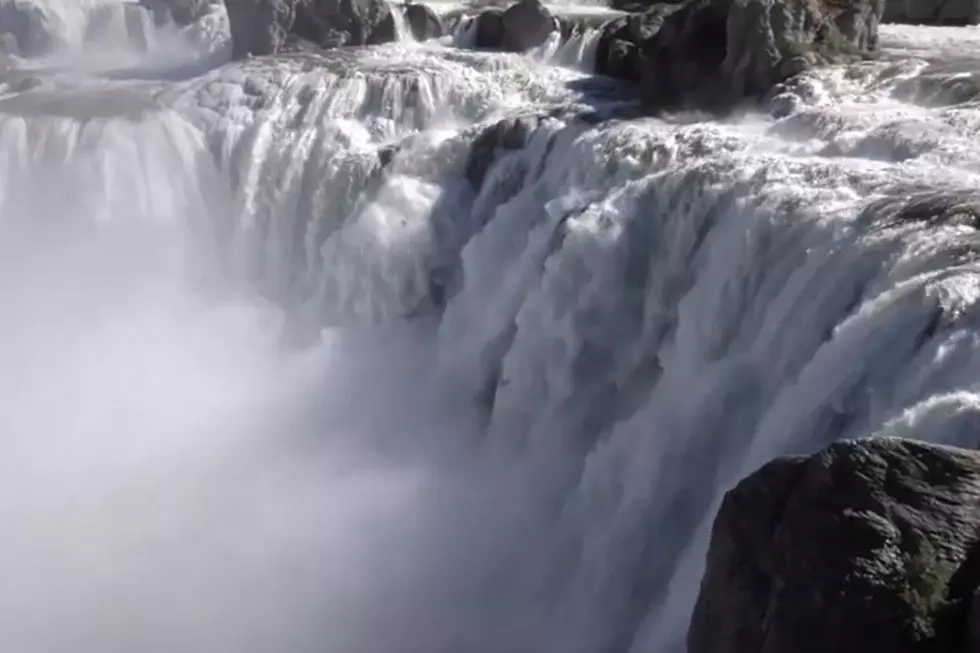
[473,9,504,48]
[689,438,980,653]
[472,0,555,51]
[225,0,395,57]
[595,0,884,109]
[884,0,980,25]
[499,0,555,51]
[404,3,443,40]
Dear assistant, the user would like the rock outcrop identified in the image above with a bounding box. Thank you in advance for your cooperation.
[404,3,443,40]
[689,438,980,653]
[884,0,980,25]
[226,0,396,58]
[472,0,556,52]
[596,0,884,109]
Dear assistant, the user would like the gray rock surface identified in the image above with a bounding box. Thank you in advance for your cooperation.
[596,0,884,108]
[689,438,980,653]
[884,0,980,25]
[225,0,395,57]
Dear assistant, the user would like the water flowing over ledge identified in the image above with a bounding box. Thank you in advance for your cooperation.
[3,2,980,652]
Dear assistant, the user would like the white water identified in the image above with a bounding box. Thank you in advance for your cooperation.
[3,4,980,653]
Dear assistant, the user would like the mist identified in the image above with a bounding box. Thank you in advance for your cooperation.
[0,94,574,653]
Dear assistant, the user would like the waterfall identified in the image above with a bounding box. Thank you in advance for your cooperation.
[3,4,980,653]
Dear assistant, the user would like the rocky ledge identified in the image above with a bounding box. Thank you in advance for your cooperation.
[593,0,882,109]
[689,438,980,653]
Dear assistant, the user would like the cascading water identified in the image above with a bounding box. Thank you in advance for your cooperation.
[4,1,980,652]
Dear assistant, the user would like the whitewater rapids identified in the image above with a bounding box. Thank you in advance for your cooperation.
[2,3,980,652]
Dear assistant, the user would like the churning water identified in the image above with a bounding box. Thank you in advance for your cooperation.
[3,3,980,652]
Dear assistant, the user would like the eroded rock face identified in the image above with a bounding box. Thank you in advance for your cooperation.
[884,0,980,25]
[225,0,395,57]
[596,0,884,108]
[689,438,980,653]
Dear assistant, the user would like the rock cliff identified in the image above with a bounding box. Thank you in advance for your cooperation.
[689,438,980,653]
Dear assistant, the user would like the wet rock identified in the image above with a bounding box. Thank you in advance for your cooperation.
[472,0,555,51]
[499,0,555,51]
[689,438,980,653]
[473,9,504,48]
[466,114,546,189]
[365,8,397,44]
[168,0,210,24]
[292,0,395,47]
[595,3,683,81]
[225,0,394,57]
[595,0,883,109]
[404,3,443,40]
[884,0,980,25]
[226,0,295,57]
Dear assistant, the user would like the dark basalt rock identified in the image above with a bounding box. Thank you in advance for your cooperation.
[689,438,980,653]
[473,9,504,48]
[884,0,980,25]
[226,0,294,57]
[293,0,394,47]
[472,0,555,52]
[499,0,555,51]
[404,3,443,40]
[595,3,684,81]
[226,0,395,58]
[595,0,884,110]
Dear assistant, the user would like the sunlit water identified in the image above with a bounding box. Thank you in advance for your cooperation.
[3,4,980,653]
